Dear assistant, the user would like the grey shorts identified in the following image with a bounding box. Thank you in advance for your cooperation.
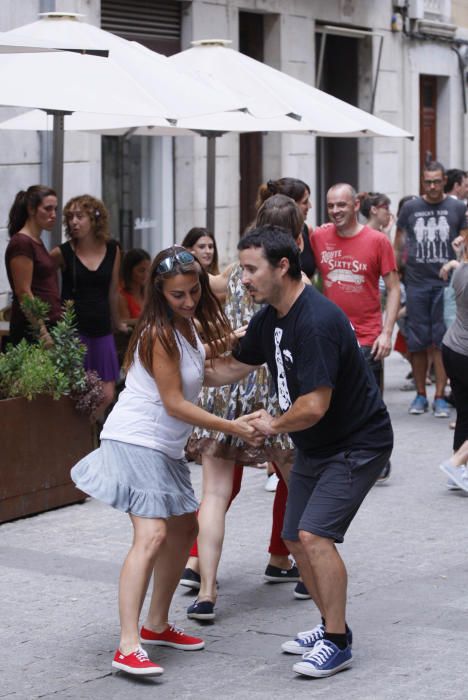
[406,284,446,352]
[282,447,392,544]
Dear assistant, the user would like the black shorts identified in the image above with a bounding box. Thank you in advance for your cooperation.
[282,447,392,544]
[406,284,446,352]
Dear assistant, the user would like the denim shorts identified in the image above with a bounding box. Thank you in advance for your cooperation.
[282,447,392,544]
[405,284,446,352]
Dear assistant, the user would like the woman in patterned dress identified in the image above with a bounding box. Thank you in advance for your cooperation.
[183,195,309,621]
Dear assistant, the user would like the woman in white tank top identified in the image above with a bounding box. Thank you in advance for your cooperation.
[72,246,262,679]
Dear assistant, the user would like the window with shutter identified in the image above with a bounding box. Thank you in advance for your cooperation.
[101,0,181,55]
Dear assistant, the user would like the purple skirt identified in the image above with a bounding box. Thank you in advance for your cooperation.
[79,333,120,382]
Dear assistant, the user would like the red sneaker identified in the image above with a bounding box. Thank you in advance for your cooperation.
[112,646,164,676]
[140,623,205,650]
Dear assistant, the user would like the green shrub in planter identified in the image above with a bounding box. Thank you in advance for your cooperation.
[0,298,103,415]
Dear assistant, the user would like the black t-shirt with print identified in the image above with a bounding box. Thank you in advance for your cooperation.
[233,285,393,458]
[397,195,466,287]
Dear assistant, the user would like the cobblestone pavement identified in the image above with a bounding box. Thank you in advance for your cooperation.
[1,352,467,699]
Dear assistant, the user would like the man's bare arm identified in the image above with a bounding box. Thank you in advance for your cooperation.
[394,226,406,269]
[372,270,400,360]
[203,355,260,387]
[250,387,332,435]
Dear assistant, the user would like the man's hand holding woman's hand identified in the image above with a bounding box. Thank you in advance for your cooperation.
[232,413,264,446]
[246,409,277,437]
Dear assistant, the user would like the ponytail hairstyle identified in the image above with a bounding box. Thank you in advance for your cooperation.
[124,245,232,373]
[255,177,310,210]
[8,185,57,237]
[358,191,391,220]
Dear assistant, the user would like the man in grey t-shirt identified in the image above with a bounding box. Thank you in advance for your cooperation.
[395,161,468,418]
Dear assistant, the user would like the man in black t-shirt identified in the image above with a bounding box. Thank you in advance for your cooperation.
[395,161,468,418]
[204,226,393,678]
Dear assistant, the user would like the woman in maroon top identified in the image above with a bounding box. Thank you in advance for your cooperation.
[5,185,61,345]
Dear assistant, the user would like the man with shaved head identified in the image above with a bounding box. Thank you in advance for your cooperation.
[310,183,400,481]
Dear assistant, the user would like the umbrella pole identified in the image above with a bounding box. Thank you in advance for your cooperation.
[197,131,225,234]
[206,133,216,233]
[48,110,71,248]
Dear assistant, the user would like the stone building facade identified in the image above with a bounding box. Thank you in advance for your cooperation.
[1,0,467,305]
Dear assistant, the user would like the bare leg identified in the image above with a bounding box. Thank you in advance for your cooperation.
[186,555,199,574]
[300,532,347,632]
[269,554,293,568]
[432,347,447,397]
[426,347,434,384]
[285,538,324,615]
[448,440,468,467]
[118,514,167,655]
[286,533,348,632]
[145,513,198,631]
[197,456,236,601]
[411,350,428,396]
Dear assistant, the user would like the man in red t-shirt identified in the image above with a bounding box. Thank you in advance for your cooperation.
[311,183,400,479]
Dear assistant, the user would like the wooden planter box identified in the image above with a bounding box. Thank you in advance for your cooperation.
[0,395,93,524]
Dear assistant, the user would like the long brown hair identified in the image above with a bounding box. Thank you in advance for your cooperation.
[124,245,232,373]
[181,227,220,274]
[8,185,57,237]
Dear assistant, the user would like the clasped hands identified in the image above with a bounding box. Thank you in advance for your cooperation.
[233,409,276,447]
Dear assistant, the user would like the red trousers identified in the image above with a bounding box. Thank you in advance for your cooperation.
[189,462,289,558]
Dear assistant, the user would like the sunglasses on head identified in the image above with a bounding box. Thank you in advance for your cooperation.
[156,250,195,274]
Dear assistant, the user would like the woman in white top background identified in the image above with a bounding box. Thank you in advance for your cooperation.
[71,246,260,678]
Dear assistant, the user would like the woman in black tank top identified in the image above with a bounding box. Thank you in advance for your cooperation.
[51,195,127,418]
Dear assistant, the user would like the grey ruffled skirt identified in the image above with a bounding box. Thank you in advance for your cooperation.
[71,438,198,519]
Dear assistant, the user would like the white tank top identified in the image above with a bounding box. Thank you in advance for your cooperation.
[101,328,205,458]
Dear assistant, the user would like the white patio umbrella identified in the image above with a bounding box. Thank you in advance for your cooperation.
[0,88,413,233]
[170,40,411,137]
[4,16,245,119]
[0,109,311,233]
[0,29,107,54]
[0,16,246,243]
[1,30,413,233]
[169,39,412,229]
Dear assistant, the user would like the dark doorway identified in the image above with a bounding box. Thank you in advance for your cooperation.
[239,12,264,234]
[315,32,359,225]
[419,75,437,187]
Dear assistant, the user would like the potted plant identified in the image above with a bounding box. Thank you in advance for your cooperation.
[0,299,103,523]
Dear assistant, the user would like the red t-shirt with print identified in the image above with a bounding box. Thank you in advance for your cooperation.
[310,224,397,346]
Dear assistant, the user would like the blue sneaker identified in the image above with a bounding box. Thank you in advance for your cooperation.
[409,394,429,415]
[187,599,215,621]
[282,624,325,654]
[433,397,451,418]
[293,639,352,678]
[282,624,353,654]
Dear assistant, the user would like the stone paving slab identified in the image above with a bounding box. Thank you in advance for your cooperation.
[1,353,466,699]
